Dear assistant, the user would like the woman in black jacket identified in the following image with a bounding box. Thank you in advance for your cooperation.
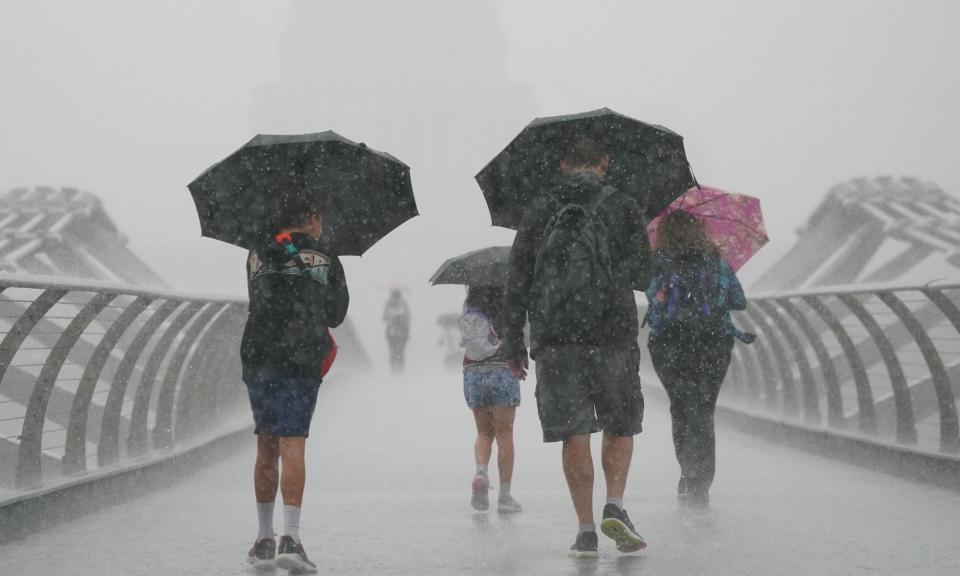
[645,210,748,508]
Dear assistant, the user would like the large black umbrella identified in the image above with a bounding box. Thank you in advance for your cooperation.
[188,131,417,256]
[475,107,695,229]
[429,246,511,287]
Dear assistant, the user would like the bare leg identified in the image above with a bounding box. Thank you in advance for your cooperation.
[492,407,516,485]
[562,434,594,525]
[278,437,307,507]
[254,435,280,503]
[601,433,634,501]
[473,408,495,468]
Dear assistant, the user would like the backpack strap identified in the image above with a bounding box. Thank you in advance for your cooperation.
[586,185,617,214]
[274,232,312,277]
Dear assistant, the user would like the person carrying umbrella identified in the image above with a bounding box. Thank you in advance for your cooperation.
[189,131,416,572]
[240,187,347,572]
[500,136,652,557]
[458,285,523,514]
[644,187,764,508]
[430,246,523,512]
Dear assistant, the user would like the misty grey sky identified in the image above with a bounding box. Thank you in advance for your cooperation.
[2,0,959,362]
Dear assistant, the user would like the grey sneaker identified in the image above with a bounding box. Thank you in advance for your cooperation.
[276,535,317,573]
[471,474,489,511]
[497,494,522,514]
[246,537,276,569]
[568,531,599,558]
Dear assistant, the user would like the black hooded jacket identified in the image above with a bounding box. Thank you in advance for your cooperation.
[503,172,652,359]
[240,233,349,381]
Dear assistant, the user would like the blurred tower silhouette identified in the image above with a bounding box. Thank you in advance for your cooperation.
[250,0,536,210]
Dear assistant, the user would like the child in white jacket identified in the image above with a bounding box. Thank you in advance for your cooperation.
[459,286,522,514]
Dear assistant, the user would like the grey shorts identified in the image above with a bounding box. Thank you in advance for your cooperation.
[534,345,644,443]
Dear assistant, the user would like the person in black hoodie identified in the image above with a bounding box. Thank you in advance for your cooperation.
[502,137,652,557]
[241,191,349,573]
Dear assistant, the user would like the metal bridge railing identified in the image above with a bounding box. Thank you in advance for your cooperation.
[0,276,248,493]
[720,279,960,456]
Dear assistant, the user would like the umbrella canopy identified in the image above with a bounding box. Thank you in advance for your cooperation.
[647,186,768,272]
[475,107,695,229]
[188,131,418,256]
[429,246,512,287]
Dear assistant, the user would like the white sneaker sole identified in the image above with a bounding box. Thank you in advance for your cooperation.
[246,556,276,571]
[276,553,317,573]
[568,548,600,559]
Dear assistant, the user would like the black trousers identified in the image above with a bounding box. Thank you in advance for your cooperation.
[649,334,733,494]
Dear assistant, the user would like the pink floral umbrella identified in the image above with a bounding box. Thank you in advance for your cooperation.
[647,185,768,272]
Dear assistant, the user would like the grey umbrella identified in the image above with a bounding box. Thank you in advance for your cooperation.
[430,246,511,287]
[475,107,695,229]
[188,131,418,256]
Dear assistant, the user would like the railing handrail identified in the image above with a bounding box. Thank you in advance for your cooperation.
[745,276,960,301]
[0,273,246,304]
[716,273,960,457]
[0,275,248,492]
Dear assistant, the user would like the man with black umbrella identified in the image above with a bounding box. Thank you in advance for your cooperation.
[502,137,652,557]
[242,183,349,573]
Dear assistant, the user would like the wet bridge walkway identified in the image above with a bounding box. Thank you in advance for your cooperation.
[2,368,958,576]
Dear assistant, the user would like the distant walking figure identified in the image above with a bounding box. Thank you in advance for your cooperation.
[242,194,349,573]
[383,289,411,373]
[503,137,652,557]
[459,286,522,514]
[383,290,410,374]
[645,210,748,508]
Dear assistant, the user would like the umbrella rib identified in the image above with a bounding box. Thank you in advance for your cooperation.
[678,194,728,212]
[697,214,769,238]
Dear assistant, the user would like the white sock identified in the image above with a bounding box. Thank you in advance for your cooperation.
[579,522,596,534]
[476,464,488,477]
[283,505,301,542]
[500,482,511,498]
[606,497,624,510]
[256,502,275,540]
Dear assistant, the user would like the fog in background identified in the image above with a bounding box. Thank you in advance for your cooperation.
[2,0,959,369]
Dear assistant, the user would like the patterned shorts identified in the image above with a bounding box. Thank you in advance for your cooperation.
[463,366,521,410]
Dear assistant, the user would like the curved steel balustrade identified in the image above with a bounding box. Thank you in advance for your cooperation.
[0,276,248,492]
[722,280,960,455]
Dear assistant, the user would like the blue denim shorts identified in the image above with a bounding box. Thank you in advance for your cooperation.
[463,366,521,410]
[245,375,322,437]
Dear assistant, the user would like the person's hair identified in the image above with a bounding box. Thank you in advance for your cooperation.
[275,185,320,228]
[654,210,719,257]
[560,137,607,169]
[465,286,504,333]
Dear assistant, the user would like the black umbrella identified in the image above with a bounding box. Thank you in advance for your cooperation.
[188,131,418,256]
[429,246,511,287]
[475,107,695,229]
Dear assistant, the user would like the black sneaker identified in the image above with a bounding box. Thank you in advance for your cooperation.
[568,530,599,558]
[600,504,647,553]
[246,537,276,569]
[276,535,317,573]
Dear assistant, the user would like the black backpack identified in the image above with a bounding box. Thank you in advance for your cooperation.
[528,186,616,341]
